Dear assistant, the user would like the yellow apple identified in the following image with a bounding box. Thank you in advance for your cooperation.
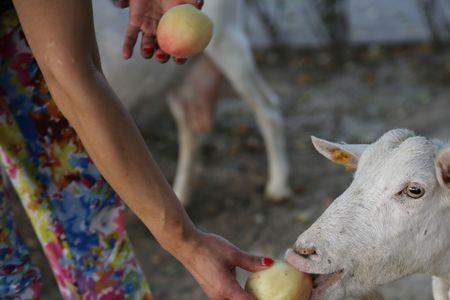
[245,261,312,300]
[156,4,213,58]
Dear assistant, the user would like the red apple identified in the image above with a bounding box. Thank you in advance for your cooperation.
[156,4,213,58]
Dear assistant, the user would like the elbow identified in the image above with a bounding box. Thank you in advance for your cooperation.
[39,53,103,90]
[36,53,108,121]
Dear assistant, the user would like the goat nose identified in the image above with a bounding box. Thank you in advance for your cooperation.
[295,246,317,257]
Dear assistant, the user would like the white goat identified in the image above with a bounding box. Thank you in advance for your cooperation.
[285,129,450,300]
[93,0,291,205]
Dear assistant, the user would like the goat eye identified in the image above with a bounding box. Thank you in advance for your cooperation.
[405,184,425,199]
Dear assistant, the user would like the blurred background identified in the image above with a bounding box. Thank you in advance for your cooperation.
[14,0,450,299]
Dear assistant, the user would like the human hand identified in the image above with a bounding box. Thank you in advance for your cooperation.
[174,232,274,300]
[121,0,204,64]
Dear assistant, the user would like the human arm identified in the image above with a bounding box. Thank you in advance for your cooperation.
[11,1,271,299]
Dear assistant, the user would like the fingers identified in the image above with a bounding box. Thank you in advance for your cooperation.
[138,37,186,64]
[173,57,188,65]
[139,17,157,59]
[123,23,140,59]
[194,0,204,9]
[233,251,274,273]
[123,0,195,63]
[141,34,155,59]
[155,47,170,63]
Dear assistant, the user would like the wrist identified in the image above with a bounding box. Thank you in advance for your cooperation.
[157,222,204,257]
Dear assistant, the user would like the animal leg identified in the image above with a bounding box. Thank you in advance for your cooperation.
[169,57,223,206]
[207,28,291,202]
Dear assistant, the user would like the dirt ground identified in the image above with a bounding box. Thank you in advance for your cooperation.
[13,46,450,299]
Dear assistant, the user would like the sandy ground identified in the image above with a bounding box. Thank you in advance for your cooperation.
[12,47,450,299]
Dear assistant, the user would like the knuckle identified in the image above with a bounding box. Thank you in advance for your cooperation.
[127,23,141,32]
[141,23,153,33]
[229,249,241,261]
[125,34,136,41]
[251,255,262,264]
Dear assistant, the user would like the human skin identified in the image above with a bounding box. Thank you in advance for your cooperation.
[121,0,204,63]
[11,1,272,299]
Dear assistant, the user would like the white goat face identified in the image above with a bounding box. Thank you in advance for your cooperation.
[285,129,450,300]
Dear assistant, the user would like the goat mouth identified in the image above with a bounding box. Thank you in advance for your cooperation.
[285,249,345,300]
[309,270,344,300]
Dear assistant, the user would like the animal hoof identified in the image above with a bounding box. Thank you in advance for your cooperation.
[265,185,292,203]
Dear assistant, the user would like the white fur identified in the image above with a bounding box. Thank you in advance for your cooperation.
[94,0,291,205]
[287,129,450,300]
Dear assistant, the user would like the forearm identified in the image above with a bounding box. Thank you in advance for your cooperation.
[12,0,200,254]
[46,68,198,252]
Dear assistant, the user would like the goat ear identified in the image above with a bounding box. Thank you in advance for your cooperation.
[436,148,450,189]
[311,136,367,171]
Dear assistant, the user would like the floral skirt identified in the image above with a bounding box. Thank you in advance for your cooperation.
[0,3,152,300]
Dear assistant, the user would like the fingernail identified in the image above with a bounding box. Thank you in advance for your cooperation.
[174,57,187,65]
[195,0,204,9]
[156,52,168,60]
[123,52,131,60]
[157,53,170,63]
[261,257,274,267]
[143,47,154,58]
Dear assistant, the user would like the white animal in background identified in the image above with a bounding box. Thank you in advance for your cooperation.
[94,0,291,206]
[285,129,450,300]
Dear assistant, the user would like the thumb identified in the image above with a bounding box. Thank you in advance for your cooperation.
[233,250,274,272]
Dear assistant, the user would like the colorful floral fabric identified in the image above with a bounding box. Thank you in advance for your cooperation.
[0,3,152,300]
